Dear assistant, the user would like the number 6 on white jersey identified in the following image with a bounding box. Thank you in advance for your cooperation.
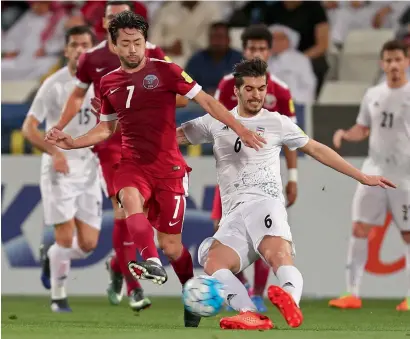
[126,85,134,108]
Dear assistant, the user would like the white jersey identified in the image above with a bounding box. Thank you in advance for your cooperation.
[182,107,309,216]
[356,81,410,187]
[28,66,97,172]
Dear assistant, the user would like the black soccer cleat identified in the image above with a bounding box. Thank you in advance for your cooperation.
[184,308,201,327]
[128,260,168,285]
[129,288,152,312]
[39,244,51,290]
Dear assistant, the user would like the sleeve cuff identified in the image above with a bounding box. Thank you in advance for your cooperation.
[100,113,118,121]
[75,78,90,89]
[185,83,202,99]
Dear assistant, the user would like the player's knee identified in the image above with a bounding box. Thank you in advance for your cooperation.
[78,238,97,253]
[353,222,372,238]
[54,223,74,248]
[118,188,144,215]
[158,234,183,260]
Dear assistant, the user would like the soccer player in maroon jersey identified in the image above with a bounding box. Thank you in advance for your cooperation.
[46,11,265,327]
[46,1,189,313]
[211,24,299,312]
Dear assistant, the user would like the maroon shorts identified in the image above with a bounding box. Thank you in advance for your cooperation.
[114,160,188,235]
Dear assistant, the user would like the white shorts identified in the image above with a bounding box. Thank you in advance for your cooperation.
[198,197,295,273]
[40,154,102,229]
[352,184,410,231]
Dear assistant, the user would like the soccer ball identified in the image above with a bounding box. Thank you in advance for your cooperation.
[182,275,225,317]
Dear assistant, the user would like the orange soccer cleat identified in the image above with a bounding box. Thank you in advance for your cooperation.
[328,294,362,309]
[267,285,303,328]
[219,311,274,330]
[396,298,410,311]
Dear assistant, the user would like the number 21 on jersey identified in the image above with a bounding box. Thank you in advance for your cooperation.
[126,85,135,108]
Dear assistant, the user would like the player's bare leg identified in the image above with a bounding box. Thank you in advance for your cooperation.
[397,231,410,311]
[258,236,304,328]
[47,220,75,312]
[120,187,167,284]
[157,231,200,327]
[203,240,273,330]
[47,218,99,312]
[329,222,372,309]
[106,197,151,311]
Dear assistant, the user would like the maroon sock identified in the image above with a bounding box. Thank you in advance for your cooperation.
[170,246,194,286]
[253,258,270,295]
[126,213,159,260]
[112,218,141,292]
[236,271,248,285]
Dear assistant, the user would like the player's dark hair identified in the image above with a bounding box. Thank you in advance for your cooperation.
[65,25,96,45]
[108,11,148,45]
[241,24,272,49]
[105,1,134,16]
[233,58,268,88]
[380,39,408,58]
[210,21,229,32]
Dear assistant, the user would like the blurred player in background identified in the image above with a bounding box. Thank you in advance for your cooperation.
[178,58,395,330]
[22,26,100,312]
[46,1,182,312]
[212,24,298,312]
[45,11,264,327]
[330,40,410,311]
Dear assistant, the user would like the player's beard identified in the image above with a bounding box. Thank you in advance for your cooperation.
[244,100,263,115]
[120,56,142,69]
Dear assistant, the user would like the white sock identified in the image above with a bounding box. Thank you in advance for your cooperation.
[48,243,71,300]
[69,237,90,259]
[275,265,303,307]
[212,269,257,312]
[405,243,410,298]
[346,236,368,297]
[148,257,162,266]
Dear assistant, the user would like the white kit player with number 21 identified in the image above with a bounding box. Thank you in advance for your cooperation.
[330,39,410,311]
[22,26,102,312]
[176,58,396,330]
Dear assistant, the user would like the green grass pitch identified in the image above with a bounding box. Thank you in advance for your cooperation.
[2,296,409,339]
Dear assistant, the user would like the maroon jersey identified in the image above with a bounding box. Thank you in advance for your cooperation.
[100,58,202,178]
[215,72,297,122]
[75,40,166,152]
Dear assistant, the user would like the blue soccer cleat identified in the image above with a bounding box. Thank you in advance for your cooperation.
[39,244,51,290]
[251,295,268,313]
[50,298,72,313]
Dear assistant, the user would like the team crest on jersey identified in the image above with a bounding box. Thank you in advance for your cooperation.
[264,94,277,109]
[143,74,159,89]
[256,126,265,136]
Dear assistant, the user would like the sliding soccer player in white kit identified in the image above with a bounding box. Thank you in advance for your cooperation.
[22,26,102,312]
[176,58,395,330]
[330,39,410,311]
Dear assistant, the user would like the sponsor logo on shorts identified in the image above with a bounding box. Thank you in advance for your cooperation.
[143,74,159,89]
[227,293,237,306]
[169,220,180,227]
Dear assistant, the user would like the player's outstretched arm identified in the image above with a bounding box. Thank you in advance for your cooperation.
[23,115,60,155]
[300,139,396,188]
[45,120,117,150]
[333,124,370,149]
[192,90,266,151]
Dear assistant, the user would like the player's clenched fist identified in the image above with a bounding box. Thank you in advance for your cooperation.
[239,128,266,151]
[359,175,396,189]
[45,128,75,150]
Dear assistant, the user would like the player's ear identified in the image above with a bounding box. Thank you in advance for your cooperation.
[64,46,69,59]
[102,17,108,30]
[233,86,239,98]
